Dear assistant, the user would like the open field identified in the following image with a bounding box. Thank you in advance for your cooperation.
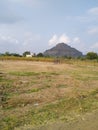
[0,59,98,130]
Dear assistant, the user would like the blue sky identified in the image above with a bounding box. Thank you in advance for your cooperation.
[0,0,98,54]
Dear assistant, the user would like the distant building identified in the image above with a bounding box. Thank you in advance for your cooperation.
[26,54,32,57]
[26,52,35,57]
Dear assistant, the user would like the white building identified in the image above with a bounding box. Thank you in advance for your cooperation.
[26,52,35,57]
[26,54,32,57]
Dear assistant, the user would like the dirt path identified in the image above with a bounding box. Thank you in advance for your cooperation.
[34,110,98,130]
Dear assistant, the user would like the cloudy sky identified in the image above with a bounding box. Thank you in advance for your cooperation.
[0,0,98,54]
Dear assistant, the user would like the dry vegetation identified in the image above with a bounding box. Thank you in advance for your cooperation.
[0,59,98,130]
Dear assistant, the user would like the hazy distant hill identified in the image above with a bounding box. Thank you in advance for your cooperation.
[44,43,83,57]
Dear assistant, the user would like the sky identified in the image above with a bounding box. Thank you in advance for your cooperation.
[0,0,98,54]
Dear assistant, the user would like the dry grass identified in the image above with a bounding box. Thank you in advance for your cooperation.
[0,60,98,130]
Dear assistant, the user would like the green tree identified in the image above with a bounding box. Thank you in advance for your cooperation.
[4,51,11,56]
[11,53,22,57]
[86,52,98,60]
[37,53,44,57]
[23,51,30,57]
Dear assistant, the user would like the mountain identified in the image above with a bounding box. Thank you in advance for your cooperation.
[44,43,83,57]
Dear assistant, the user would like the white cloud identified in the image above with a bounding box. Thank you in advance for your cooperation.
[88,27,98,35]
[48,34,71,46]
[74,7,98,23]
[59,34,71,44]
[0,33,20,53]
[90,42,98,49]
[73,37,80,43]
[0,22,42,53]
[48,34,58,46]
[0,34,19,44]
[88,7,98,15]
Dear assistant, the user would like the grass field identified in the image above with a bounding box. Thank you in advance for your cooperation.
[0,59,98,130]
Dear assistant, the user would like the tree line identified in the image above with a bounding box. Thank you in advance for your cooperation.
[0,51,98,60]
[0,51,44,57]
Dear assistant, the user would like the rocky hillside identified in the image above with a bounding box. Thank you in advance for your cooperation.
[44,43,83,57]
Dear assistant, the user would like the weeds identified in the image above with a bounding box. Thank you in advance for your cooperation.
[9,72,39,76]
[0,60,98,130]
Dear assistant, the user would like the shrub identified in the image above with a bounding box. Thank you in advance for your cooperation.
[86,52,98,60]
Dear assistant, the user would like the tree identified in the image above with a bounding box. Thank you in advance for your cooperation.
[23,51,30,57]
[86,52,98,60]
[11,53,22,57]
[4,51,11,56]
[37,53,44,57]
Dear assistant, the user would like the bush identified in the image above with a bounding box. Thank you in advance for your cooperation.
[37,53,44,57]
[86,52,98,60]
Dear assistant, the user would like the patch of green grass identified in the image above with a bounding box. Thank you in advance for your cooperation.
[1,115,25,130]
[0,76,14,84]
[1,90,98,129]
[90,88,98,96]
[41,72,59,77]
[9,72,39,76]
[57,84,68,88]
[0,77,5,82]
[76,75,98,81]
[0,74,9,82]
[70,69,98,81]
[28,85,51,93]
[1,93,98,130]
[17,92,98,128]
[44,85,51,88]
[27,88,41,93]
